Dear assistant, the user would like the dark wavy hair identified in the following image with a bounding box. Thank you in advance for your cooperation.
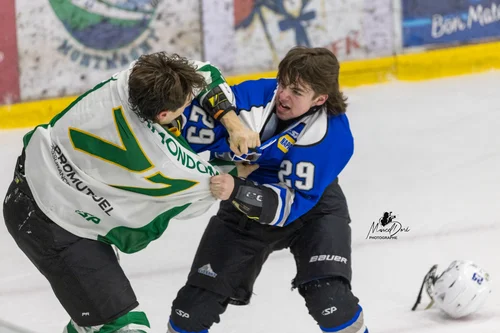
[128,52,207,121]
[277,46,348,115]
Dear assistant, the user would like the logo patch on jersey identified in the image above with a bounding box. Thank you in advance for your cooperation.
[75,210,101,224]
[49,0,160,69]
[278,134,295,153]
[289,129,300,140]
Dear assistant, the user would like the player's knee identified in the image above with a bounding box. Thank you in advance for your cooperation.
[169,285,229,333]
[299,277,367,332]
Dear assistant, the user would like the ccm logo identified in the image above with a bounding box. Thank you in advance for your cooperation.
[245,192,263,202]
[175,309,190,318]
[309,255,347,264]
[322,306,338,316]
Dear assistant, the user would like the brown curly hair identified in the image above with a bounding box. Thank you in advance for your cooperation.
[277,47,347,116]
[128,52,207,121]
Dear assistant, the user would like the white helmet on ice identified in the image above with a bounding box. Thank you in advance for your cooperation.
[412,260,491,318]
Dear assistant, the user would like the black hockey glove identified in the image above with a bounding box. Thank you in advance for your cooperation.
[200,83,236,121]
[227,177,278,224]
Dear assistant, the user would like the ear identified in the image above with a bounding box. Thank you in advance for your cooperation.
[156,110,170,124]
[313,94,328,106]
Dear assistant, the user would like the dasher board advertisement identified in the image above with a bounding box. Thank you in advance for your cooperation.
[403,0,500,48]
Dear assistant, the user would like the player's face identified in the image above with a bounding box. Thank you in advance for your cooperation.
[276,81,327,121]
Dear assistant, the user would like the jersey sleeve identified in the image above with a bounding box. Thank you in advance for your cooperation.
[181,78,278,153]
[192,62,236,121]
[191,61,227,97]
[231,78,278,110]
[180,102,231,154]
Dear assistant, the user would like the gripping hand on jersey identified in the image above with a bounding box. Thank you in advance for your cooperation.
[220,111,261,156]
[200,82,260,155]
[210,163,259,200]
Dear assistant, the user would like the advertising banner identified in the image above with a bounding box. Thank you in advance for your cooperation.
[16,0,203,101]
[403,0,500,48]
[0,0,20,105]
[203,0,394,74]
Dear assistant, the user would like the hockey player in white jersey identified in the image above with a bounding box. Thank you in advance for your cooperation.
[3,52,258,333]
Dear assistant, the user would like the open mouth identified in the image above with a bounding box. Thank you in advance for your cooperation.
[279,101,291,110]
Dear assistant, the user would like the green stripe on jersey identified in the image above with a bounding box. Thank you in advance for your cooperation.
[98,204,190,253]
[196,64,226,98]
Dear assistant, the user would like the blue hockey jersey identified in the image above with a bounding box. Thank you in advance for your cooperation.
[181,78,354,227]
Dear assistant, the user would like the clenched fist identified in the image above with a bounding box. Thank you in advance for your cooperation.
[228,126,261,156]
[210,174,235,200]
[210,163,259,200]
[220,111,261,155]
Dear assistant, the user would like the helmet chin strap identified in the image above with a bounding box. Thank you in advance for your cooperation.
[412,264,439,311]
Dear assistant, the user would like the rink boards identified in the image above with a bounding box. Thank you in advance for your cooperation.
[2,38,500,130]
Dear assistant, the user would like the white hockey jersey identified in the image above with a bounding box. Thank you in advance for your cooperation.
[22,61,222,253]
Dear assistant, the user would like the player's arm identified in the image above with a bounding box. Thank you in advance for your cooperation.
[222,170,344,226]
[192,62,260,155]
[215,176,285,223]
[211,133,354,226]
[193,61,235,121]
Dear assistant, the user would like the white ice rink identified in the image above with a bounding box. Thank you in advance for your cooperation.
[0,72,499,332]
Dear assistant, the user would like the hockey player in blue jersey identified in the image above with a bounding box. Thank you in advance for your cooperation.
[167,47,368,333]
